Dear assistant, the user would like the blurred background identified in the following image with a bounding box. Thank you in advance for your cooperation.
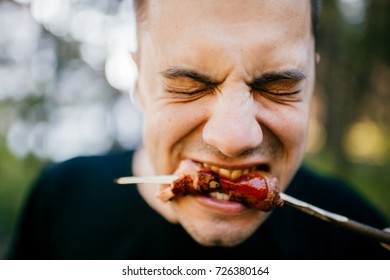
[0,0,389,258]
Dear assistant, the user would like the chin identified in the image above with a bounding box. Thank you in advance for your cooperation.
[180,217,264,247]
[191,232,255,247]
[172,196,270,247]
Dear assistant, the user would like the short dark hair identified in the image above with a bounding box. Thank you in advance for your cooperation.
[311,0,322,43]
[134,0,322,43]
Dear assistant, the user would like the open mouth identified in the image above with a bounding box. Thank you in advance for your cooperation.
[158,159,282,212]
[199,162,270,201]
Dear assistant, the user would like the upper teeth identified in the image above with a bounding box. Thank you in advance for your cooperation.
[202,163,255,180]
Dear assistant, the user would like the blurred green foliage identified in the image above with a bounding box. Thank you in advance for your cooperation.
[304,152,390,220]
[0,141,45,258]
[308,0,390,219]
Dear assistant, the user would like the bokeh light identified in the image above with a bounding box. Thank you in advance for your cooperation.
[2,0,140,162]
[344,118,389,164]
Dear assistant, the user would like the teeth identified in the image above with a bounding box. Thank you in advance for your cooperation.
[230,170,242,180]
[219,168,231,178]
[201,163,256,180]
[209,192,231,201]
[215,167,252,180]
[210,166,219,173]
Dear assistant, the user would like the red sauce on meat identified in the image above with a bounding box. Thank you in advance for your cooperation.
[170,170,281,210]
[219,172,268,201]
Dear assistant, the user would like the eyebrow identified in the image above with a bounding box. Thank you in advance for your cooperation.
[160,67,306,88]
[251,70,306,86]
[160,67,220,86]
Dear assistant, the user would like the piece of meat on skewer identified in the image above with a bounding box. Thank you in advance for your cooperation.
[159,160,284,211]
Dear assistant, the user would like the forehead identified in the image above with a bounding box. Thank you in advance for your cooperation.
[139,0,313,75]
[142,0,311,38]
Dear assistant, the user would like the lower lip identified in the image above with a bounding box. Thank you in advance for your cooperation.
[195,195,249,214]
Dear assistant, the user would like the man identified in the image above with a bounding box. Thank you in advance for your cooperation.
[9,0,389,259]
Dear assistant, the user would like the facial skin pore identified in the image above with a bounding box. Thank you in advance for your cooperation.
[133,0,316,246]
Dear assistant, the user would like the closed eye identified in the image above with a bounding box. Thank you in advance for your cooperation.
[252,80,302,95]
[250,70,305,100]
[161,67,220,97]
[165,79,217,95]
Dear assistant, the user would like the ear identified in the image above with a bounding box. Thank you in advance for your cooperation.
[129,51,145,109]
[316,53,321,64]
[131,51,139,66]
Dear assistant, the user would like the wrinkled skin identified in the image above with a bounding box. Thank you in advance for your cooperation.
[133,0,316,247]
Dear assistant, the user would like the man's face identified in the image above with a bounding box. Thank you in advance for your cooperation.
[135,0,316,246]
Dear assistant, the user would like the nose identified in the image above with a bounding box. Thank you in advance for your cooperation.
[202,91,263,157]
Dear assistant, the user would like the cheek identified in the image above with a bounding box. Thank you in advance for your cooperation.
[265,106,310,189]
[278,107,311,184]
[284,112,310,149]
[142,103,208,172]
[263,103,311,154]
[287,119,310,166]
[144,104,203,140]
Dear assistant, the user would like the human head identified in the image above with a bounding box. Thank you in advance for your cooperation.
[132,0,318,246]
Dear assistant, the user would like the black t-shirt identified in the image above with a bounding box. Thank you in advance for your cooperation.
[8,151,389,259]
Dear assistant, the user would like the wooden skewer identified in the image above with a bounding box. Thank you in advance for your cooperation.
[280,193,390,245]
[115,175,390,245]
[115,175,178,185]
